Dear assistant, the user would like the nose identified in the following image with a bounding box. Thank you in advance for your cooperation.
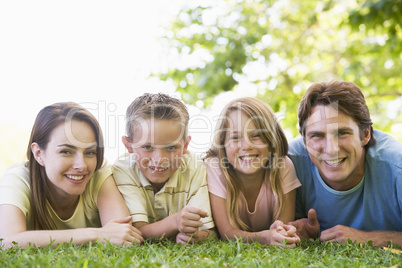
[152,149,166,165]
[72,152,86,171]
[240,136,253,151]
[324,135,340,156]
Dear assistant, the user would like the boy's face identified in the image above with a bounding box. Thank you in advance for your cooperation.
[123,119,190,189]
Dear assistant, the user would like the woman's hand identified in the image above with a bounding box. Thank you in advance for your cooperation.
[99,216,143,245]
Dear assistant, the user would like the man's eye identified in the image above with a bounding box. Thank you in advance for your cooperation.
[311,134,323,138]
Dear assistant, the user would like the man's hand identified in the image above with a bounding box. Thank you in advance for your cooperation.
[288,208,320,239]
[320,225,364,243]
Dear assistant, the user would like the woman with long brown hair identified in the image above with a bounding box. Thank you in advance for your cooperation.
[0,102,142,249]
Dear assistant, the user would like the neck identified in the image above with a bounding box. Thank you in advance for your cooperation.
[235,169,266,192]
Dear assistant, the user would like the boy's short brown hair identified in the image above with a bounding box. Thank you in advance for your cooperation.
[125,93,189,140]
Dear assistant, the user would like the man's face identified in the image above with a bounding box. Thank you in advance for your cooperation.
[304,105,370,191]
[123,119,190,191]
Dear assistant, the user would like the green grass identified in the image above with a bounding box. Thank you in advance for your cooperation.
[1,238,401,267]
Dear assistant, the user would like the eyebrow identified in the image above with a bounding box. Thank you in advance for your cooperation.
[57,144,98,150]
[306,127,354,136]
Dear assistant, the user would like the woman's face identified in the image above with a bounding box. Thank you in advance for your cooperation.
[33,120,98,198]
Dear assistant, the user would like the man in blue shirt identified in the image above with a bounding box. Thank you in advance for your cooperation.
[288,81,402,247]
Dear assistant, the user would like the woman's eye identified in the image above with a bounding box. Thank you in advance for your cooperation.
[143,145,152,150]
[252,134,260,139]
[60,150,73,155]
[167,146,177,150]
[86,150,97,156]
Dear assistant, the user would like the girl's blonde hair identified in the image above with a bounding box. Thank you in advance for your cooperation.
[206,97,288,230]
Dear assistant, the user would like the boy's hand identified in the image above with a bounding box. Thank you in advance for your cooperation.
[176,206,208,234]
[176,232,199,245]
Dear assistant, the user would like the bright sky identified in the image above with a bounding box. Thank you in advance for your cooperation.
[0,0,244,174]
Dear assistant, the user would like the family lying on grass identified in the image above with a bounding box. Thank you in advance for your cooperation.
[0,81,401,250]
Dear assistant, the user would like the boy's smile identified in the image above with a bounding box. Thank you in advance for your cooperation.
[123,119,190,192]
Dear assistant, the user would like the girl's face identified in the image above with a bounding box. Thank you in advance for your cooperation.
[33,120,98,198]
[224,110,270,180]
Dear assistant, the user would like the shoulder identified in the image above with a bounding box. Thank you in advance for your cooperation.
[0,161,30,188]
[287,136,311,168]
[0,162,32,216]
[368,130,402,168]
[181,151,206,175]
[112,154,140,184]
[288,135,308,157]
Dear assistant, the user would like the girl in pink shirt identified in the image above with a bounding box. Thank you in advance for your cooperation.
[204,97,301,247]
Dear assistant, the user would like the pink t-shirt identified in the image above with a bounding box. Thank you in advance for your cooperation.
[205,156,301,232]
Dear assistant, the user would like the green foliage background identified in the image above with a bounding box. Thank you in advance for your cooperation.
[155,0,402,140]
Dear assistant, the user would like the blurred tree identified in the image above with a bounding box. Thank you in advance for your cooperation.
[154,0,402,137]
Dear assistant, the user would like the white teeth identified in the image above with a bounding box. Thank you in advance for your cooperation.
[66,175,84,181]
[324,159,343,166]
[240,156,257,161]
[151,167,167,172]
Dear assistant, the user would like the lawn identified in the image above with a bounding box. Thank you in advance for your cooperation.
[1,238,401,267]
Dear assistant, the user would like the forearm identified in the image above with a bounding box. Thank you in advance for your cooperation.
[218,228,267,244]
[137,214,179,240]
[360,230,402,247]
[1,228,100,249]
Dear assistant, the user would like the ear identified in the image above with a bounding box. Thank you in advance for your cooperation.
[183,136,191,154]
[362,127,371,146]
[122,136,134,153]
[31,143,45,166]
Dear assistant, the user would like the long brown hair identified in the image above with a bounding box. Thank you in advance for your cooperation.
[26,102,104,230]
[206,97,288,230]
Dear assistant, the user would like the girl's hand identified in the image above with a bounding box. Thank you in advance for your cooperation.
[100,216,143,245]
[261,220,300,247]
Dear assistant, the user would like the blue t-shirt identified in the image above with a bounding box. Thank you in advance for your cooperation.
[288,130,402,232]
